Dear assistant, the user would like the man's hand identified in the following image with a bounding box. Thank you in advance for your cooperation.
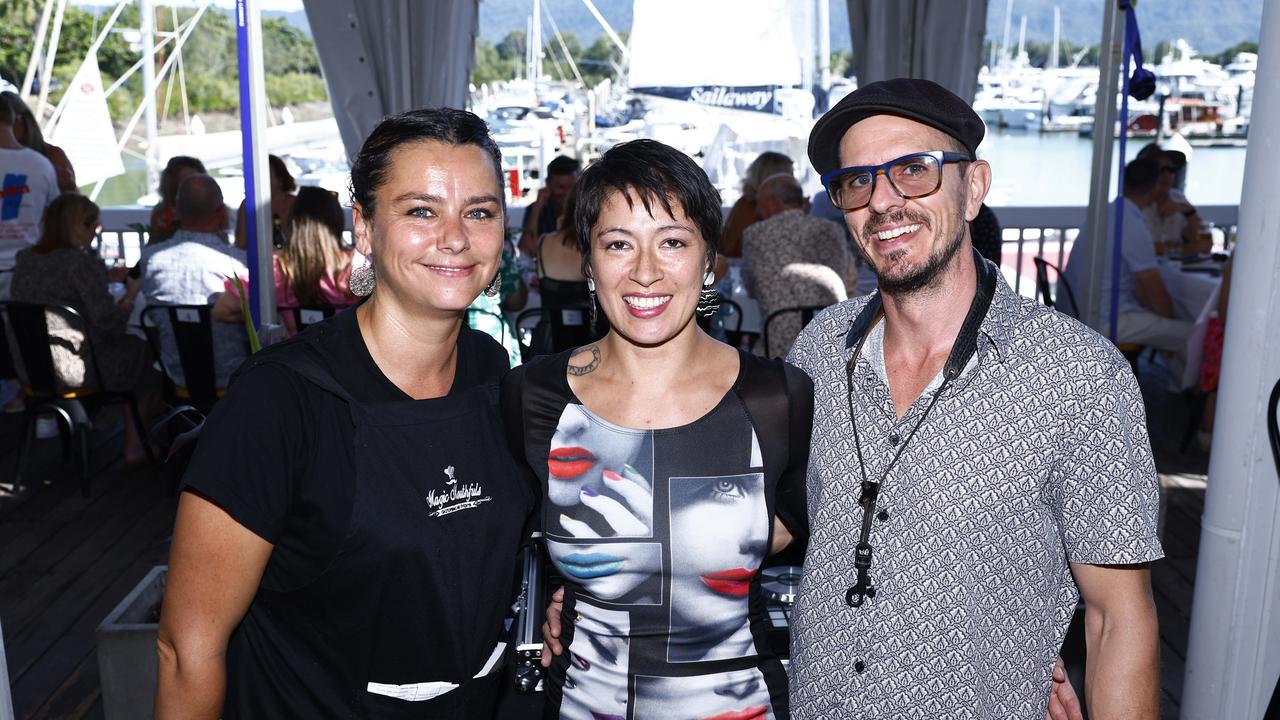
[539,586,565,667]
[1046,658,1084,720]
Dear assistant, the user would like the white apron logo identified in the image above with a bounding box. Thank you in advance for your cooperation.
[426,465,490,517]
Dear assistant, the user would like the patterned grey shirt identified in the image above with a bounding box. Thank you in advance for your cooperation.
[785,267,1163,719]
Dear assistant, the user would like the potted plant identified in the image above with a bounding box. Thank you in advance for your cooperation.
[96,565,166,720]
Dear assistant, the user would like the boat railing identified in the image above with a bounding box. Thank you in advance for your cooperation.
[94,204,1240,299]
[991,204,1238,297]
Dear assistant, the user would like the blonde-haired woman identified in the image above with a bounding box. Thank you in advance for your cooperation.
[11,193,152,462]
[214,186,355,331]
[1,91,77,192]
[719,151,794,257]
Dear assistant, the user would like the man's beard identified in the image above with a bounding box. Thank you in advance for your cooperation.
[859,209,967,296]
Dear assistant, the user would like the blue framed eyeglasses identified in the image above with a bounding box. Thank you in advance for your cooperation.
[821,151,971,211]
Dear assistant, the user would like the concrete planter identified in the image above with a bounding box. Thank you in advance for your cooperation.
[96,565,166,720]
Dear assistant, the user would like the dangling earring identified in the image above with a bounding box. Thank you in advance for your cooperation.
[696,271,720,317]
[586,277,597,328]
[484,271,501,297]
[350,258,376,297]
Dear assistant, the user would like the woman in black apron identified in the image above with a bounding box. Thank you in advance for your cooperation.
[155,108,534,718]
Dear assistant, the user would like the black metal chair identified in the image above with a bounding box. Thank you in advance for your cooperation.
[0,301,155,495]
[277,304,349,334]
[718,297,754,351]
[141,304,221,413]
[515,304,598,362]
[762,304,829,359]
[1033,256,1144,373]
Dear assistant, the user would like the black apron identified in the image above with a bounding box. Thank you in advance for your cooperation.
[243,349,529,719]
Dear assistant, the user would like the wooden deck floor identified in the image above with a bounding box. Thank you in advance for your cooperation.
[0,353,1209,719]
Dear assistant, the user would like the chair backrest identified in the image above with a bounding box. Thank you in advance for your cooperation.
[0,301,103,397]
[762,304,829,359]
[515,304,596,361]
[142,304,219,410]
[1032,256,1080,318]
[278,304,347,332]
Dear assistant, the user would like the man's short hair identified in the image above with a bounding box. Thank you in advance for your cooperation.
[1124,158,1160,195]
[758,173,805,208]
[176,174,225,222]
[0,95,14,126]
[547,155,581,178]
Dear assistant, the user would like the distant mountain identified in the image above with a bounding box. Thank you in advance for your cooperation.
[478,0,1263,57]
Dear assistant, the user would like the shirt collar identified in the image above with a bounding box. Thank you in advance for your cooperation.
[974,262,1021,364]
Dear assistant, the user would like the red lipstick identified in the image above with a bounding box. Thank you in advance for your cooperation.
[699,567,759,597]
[548,446,596,479]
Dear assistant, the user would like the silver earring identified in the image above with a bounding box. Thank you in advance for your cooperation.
[484,272,501,297]
[586,277,597,328]
[350,260,375,297]
[696,271,719,318]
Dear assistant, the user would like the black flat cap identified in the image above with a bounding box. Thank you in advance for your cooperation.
[808,78,985,176]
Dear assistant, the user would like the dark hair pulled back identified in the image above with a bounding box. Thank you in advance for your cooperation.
[349,107,505,218]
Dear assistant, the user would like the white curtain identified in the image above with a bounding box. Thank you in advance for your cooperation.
[845,0,988,103]
[302,0,480,161]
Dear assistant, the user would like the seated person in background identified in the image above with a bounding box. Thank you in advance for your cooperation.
[214,186,356,333]
[11,194,152,462]
[519,154,579,254]
[742,172,852,357]
[1063,157,1193,367]
[138,173,249,388]
[234,154,296,251]
[810,187,878,296]
[720,151,793,257]
[1136,143,1207,256]
[529,187,603,354]
[148,156,207,244]
[2,91,77,192]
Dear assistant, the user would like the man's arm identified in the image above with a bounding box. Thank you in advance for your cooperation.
[1071,562,1159,720]
[1133,268,1174,318]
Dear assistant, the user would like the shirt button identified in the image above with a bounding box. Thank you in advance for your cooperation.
[876,509,890,522]
[888,432,901,446]
[854,660,866,673]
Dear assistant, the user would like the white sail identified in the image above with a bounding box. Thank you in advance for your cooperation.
[49,53,125,187]
[628,0,806,112]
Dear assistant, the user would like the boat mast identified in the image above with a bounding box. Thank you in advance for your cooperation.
[1049,6,1060,71]
[817,0,830,93]
[1000,0,1013,66]
[141,0,159,195]
[529,0,543,90]
[20,0,56,98]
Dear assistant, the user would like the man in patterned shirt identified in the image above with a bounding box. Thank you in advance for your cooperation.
[786,78,1162,719]
[742,172,855,357]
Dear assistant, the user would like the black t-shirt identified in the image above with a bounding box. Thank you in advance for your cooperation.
[184,306,512,593]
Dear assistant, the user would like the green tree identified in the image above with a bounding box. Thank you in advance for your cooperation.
[496,30,527,63]
[1212,41,1259,65]
[578,32,628,87]
[830,50,853,78]
[471,38,515,86]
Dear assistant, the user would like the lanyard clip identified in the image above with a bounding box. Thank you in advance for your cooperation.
[845,543,876,607]
[845,567,876,607]
[858,480,879,508]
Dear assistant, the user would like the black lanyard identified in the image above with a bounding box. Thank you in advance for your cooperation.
[841,249,997,608]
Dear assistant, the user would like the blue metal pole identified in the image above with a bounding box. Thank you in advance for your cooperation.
[235,0,261,329]
[1108,1,1134,343]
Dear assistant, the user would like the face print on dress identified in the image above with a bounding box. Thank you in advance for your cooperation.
[633,668,774,720]
[547,403,655,538]
[667,472,769,662]
[559,601,631,720]
[547,540,663,606]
